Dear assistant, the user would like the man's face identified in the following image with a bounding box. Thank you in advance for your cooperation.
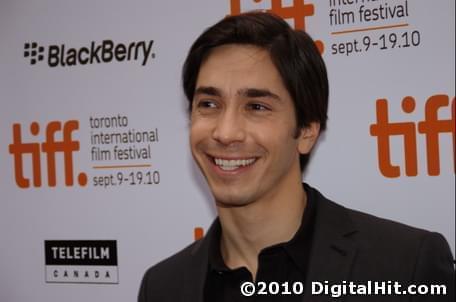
[190,44,318,207]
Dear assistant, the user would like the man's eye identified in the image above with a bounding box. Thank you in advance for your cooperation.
[197,100,217,108]
[247,103,269,111]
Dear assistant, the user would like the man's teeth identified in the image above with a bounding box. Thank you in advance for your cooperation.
[214,158,256,171]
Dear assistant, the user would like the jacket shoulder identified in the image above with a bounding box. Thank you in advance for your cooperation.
[347,206,434,243]
[342,204,453,285]
[309,184,453,289]
[144,239,201,279]
[138,240,203,302]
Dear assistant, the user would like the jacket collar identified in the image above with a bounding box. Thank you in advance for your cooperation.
[303,184,358,301]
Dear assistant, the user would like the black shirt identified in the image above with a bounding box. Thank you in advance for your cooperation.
[203,190,316,301]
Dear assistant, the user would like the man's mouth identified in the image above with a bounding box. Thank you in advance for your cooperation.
[212,157,257,171]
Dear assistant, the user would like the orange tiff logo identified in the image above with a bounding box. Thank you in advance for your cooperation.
[8,120,88,188]
[229,0,324,53]
[370,95,455,178]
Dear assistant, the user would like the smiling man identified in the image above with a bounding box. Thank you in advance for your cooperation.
[139,12,454,302]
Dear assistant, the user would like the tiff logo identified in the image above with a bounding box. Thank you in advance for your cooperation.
[8,120,88,188]
[370,95,455,178]
[229,0,324,53]
[24,42,45,65]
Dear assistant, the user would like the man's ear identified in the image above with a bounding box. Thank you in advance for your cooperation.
[297,122,320,154]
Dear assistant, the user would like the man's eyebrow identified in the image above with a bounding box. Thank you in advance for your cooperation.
[194,86,222,97]
[239,88,281,101]
[194,86,281,101]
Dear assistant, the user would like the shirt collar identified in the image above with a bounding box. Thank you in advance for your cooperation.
[207,183,316,275]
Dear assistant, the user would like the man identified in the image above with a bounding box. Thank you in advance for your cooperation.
[139,12,454,301]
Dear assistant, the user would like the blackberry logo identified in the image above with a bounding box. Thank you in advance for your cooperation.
[24,42,45,65]
[23,39,155,67]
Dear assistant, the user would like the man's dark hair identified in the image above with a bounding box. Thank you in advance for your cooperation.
[182,11,329,171]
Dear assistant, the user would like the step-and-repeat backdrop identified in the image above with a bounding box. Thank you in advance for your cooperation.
[1,1,454,301]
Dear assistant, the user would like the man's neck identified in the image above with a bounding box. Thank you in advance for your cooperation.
[217,181,307,279]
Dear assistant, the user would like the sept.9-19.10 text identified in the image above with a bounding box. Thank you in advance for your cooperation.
[331,30,421,56]
[92,170,160,188]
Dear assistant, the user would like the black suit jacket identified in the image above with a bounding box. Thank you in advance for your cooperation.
[138,185,455,301]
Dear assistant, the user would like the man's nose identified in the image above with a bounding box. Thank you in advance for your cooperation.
[212,108,246,145]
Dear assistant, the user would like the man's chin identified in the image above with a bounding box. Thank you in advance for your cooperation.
[212,191,254,208]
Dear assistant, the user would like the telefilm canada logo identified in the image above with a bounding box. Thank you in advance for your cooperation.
[44,240,118,284]
[24,39,155,67]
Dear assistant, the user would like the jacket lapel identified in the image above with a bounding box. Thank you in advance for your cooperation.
[303,187,359,302]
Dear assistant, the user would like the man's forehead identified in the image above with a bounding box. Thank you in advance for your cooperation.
[196,44,286,95]
[202,44,271,68]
